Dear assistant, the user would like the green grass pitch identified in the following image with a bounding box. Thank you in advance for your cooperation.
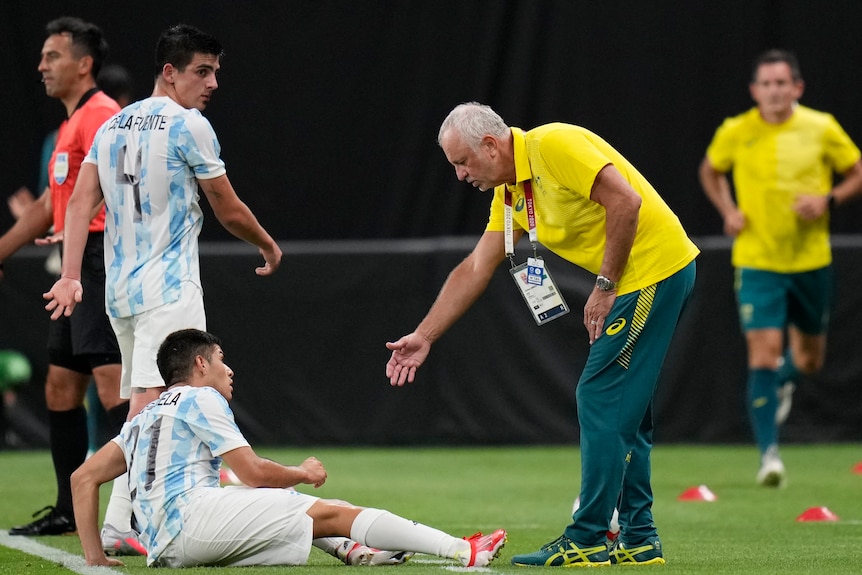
[1,444,861,574]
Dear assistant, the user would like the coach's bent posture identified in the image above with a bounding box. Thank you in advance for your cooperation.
[72,329,506,567]
[385,103,699,566]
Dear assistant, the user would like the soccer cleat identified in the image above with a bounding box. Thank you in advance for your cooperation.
[337,541,414,566]
[510,534,609,567]
[775,382,796,425]
[365,550,414,566]
[457,529,507,567]
[610,539,665,565]
[9,506,75,536]
[756,447,786,487]
[102,523,147,556]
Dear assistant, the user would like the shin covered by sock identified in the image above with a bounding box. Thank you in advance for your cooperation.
[349,508,468,559]
[49,407,88,514]
[102,473,134,532]
[748,368,778,454]
[312,537,350,557]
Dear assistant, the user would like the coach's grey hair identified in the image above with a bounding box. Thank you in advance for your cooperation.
[438,102,510,150]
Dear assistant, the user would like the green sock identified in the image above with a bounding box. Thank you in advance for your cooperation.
[747,368,778,454]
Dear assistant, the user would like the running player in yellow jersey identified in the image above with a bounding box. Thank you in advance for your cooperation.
[386,102,699,566]
[699,49,862,487]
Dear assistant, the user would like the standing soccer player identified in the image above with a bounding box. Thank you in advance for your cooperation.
[699,49,862,487]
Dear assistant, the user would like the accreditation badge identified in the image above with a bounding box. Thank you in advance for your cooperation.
[510,258,570,325]
[53,152,69,185]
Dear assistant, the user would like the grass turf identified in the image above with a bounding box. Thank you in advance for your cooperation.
[1,444,861,574]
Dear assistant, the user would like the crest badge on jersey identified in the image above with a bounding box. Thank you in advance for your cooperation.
[53,152,69,185]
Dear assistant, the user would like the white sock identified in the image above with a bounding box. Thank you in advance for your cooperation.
[312,536,352,557]
[349,508,469,559]
[102,473,134,532]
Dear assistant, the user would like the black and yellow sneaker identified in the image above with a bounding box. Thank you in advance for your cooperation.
[610,538,665,565]
[511,534,610,567]
[9,506,76,536]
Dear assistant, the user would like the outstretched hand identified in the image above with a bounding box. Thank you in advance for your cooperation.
[43,277,83,320]
[385,332,431,386]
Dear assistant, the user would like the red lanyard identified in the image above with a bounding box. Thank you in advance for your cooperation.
[504,180,538,261]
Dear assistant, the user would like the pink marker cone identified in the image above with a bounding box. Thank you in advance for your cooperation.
[796,506,839,522]
[677,485,718,501]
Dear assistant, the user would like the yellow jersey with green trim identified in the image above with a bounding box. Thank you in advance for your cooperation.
[705,105,860,272]
[486,124,699,295]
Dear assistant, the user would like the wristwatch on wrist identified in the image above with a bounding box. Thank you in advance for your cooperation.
[596,275,618,292]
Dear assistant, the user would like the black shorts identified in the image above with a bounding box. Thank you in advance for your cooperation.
[47,232,121,373]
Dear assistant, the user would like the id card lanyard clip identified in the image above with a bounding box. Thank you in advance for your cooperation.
[505,180,570,325]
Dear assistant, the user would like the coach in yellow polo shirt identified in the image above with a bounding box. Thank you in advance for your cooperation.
[386,102,699,566]
[700,49,862,488]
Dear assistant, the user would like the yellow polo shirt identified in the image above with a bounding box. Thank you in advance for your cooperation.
[706,105,860,272]
[486,124,699,295]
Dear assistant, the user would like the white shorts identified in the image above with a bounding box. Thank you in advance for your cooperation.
[153,486,318,567]
[110,281,206,399]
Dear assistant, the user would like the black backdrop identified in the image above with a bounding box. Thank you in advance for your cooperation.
[2,239,861,447]
[1,2,862,447]
[2,1,862,240]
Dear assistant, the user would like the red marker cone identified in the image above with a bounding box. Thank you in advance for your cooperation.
[851,462,862,474]
[796,506,839,522]
[677,485,717,501]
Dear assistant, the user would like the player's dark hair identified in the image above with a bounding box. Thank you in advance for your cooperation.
[751,49,802,83]
[155,24,224,76]
[157,329,222,386]
[45,16,109,78]
[97,64,134,106]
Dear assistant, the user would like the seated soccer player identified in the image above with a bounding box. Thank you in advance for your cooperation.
[71,328,507,568]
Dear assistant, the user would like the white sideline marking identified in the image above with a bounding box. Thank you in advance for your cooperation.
[414,556,510,572]
[0,530,117,574]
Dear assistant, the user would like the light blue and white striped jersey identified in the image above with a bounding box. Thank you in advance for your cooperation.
[85,96,226,318]
[114,385,249,564]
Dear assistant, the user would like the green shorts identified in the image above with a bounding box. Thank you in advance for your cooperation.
[734,266,832,334]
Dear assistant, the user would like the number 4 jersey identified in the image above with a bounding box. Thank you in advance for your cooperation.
[84,96,227,318]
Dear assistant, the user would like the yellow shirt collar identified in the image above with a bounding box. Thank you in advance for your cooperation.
[510,127,532,185]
